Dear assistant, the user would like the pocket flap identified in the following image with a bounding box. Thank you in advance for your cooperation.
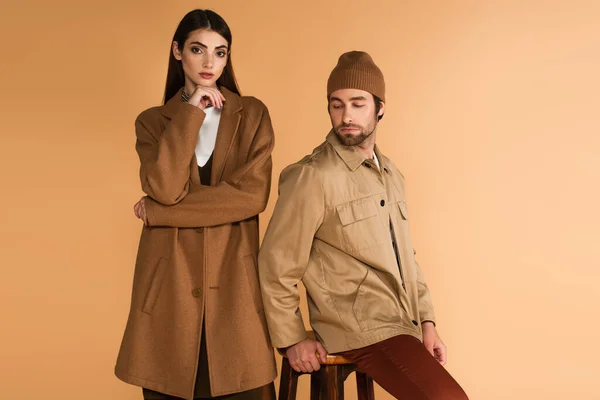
[336,198,378,226]
[397,201,409,220]
[142,257,168,315]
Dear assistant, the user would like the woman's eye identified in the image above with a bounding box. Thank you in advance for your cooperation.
[216,51,227,57]
[191,47,202,54]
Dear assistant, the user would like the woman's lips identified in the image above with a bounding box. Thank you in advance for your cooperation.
[200,73,214,79]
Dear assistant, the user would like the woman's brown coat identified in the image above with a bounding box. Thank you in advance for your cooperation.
[115,88,277,399]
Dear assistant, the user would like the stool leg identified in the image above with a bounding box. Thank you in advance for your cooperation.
[279,358,298,400]
[310,370,322,400]
[356,371,374,400]
[321,365,344,400]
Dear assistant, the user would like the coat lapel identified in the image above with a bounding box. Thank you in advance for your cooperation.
[160,87,243,186]
[210,87,243,185]
[160,88,185,119]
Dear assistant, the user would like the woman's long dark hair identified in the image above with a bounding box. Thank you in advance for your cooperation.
[164,9,240,104]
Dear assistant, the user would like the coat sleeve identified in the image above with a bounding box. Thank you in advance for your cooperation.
[414,250,436,325]
[135,103,205,205]
[258,163,324,349]
[144,105,274,228]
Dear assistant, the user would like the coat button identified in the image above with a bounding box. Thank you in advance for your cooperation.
[412,320,419,326]
[380,200,385,206]
[192,288,202,298]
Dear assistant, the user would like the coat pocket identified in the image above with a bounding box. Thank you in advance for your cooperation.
[142,257,168,315]
[243,253,264,313]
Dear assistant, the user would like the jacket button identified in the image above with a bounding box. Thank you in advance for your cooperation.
[192,288,202,298]
[380,200,385,206]
[195,227,204,234]
[412,320,419,326]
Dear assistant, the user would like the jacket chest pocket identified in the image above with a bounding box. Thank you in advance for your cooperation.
[397,200,409,220]
[393,200,410,233]
[335,197,387,253]
[391,200,416,268]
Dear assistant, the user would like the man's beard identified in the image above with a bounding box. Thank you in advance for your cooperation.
[334,122,376,146]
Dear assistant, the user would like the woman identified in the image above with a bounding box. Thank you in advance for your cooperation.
[115,9,277,400]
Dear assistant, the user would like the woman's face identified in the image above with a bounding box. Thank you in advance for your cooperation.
[173,29,229,89]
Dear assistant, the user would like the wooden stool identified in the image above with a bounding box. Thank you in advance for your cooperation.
[278,332,375,400]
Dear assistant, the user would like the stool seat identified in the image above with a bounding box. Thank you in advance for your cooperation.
[278,331,375,400]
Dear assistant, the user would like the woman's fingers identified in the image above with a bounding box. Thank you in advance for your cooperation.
[139,198,147,225]
[192,86,225,109]
[133,201,140,218]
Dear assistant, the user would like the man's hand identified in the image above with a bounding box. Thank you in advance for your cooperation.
[133,197,148,226]
[285,338,328,373]
[422,321,447,365]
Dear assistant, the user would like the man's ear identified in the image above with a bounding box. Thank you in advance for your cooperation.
[378,101,385,117]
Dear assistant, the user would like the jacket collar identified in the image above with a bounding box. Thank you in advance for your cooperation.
[326,130,389,173]
[373,144,391,174]
[326,130,365,171]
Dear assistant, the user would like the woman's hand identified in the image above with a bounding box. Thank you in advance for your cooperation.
[133,197,149,226]
[188,86,226,110]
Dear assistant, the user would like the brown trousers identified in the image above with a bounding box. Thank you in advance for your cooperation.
[338,334,468,400]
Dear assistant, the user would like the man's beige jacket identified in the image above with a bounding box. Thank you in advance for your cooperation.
[259,131,435,353]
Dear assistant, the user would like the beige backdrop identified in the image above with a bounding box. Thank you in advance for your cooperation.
[1,0,599,399]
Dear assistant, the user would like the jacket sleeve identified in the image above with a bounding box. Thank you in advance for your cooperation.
[144,105,274,228]
[135,103,205,205]
[414,249,436,325]
[258,163,324,349]
[395,165,436,326]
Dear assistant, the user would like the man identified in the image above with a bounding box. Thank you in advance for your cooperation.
[258,51,468,399]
